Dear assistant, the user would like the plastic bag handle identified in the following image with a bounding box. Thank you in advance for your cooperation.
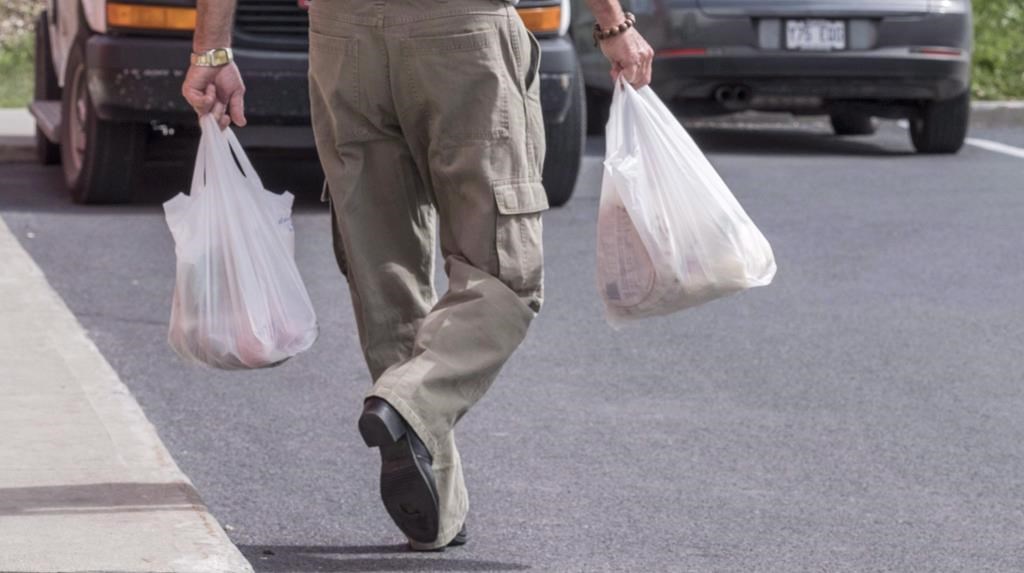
[198,115,266,192]
[222,125,266,191]
[608,78,638,155]
[189,120,211,195]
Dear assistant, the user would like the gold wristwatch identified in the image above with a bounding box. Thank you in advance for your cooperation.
[190,47,234,67]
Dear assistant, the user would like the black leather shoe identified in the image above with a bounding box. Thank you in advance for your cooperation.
[358,398,440,544]
[409,524,468,552]
[448,524,468,547]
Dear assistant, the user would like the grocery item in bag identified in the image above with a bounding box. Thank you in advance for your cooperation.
[596,81,776,325]
[164,115,318,369]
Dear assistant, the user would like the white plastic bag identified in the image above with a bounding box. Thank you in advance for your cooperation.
[597,81,776,325]
[163,115,318,369]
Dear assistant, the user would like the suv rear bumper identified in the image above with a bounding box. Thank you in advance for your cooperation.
[86,33,579,126]
[653,49,970,103]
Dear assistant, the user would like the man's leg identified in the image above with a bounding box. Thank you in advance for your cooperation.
[373,1,549,550]
[309,5,437,380]
[308,4,448,545]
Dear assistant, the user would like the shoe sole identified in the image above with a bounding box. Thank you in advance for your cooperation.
[359,404,440,544]
[409,525,468,552]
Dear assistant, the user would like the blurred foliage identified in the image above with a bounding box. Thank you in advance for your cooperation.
[972,0,1024,99]
[0,0,43,106]
[0,0,45,47]
[0,34,33,107]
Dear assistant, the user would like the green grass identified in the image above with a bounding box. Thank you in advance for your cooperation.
[0,34,33,108]
[972,0,1024,99]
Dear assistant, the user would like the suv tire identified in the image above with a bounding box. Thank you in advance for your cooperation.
[60,38,146,204]
[542,65,586,207]
[34,12,61,165]
[910,91,970,154]
[586,88,610,136]
[830,113,877,136]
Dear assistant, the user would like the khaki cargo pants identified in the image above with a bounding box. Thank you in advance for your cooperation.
[308,0,547,550]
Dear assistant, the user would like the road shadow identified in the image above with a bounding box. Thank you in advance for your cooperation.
[0,155,328,215]
[686,127,914,157]
[238,544,530,572]
[2,119,912,215]
[584,126,912,158]
[0,481,208,516]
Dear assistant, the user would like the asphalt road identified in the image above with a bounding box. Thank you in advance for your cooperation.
[2,118,1023,572]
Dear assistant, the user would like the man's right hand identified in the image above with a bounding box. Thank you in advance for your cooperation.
[599,27,654,88]
[181,62,247,130]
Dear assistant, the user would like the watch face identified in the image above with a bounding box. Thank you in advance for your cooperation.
[191,49,231,67]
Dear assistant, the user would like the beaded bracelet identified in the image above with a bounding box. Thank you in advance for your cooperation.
[592,12,637,47]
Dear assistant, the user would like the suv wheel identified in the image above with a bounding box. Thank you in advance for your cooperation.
[830,113,878,136]
[542,65,586,207]
[586,88,610,136]
[60,38,146,204]
[34,12,61,165]
[910,91,970,154]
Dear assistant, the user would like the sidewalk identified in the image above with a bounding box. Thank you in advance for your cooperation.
[0,109,34,163]
[0,215,252,573]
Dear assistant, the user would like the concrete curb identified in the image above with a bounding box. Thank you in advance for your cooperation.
[969,101,1024,127]
[0,214,254,573]
[0,109,36,163]
[0,136,34,163]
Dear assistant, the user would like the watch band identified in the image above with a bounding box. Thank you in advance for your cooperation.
[190,47,234,67]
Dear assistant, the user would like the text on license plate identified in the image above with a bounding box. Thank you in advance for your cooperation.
[786,19,846,51]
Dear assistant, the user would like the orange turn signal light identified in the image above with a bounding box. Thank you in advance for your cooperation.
[517,6,562,34]
[107,2,197,31]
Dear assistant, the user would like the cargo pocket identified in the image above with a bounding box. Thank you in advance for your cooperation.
[494,178,548,311]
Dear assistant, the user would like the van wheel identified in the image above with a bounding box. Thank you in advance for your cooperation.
[542,66,586,207]
[910,91,970,154]
[60,38,146,204]
[830,113,877,136]
[34,12,61,165]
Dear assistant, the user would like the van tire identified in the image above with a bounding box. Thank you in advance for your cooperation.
[34,12,61,165]
[60,38,147,204]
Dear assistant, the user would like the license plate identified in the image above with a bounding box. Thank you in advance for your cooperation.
[786,19,846,51]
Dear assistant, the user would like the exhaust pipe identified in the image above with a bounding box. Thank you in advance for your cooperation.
[714,85,735,104]
[714,85,753,109]
[733,85,751,104]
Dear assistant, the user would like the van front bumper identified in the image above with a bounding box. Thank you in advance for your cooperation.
[86,33,582,128]
[86,34,311,125]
